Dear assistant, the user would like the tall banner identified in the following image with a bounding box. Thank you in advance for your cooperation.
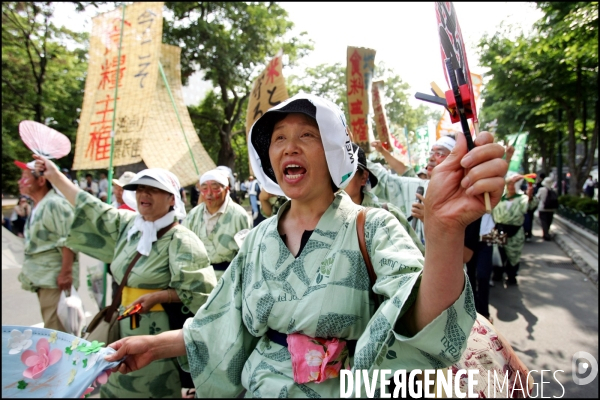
[414,125,432,170]
[73,2,164,170]
[506,132,529,173]
[245,50,289,137]
[436,73,483,139]
[141,44,216,186]
[371,81,393,150]
[347,46,376,153]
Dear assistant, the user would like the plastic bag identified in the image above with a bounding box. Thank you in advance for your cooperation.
[86,262,105,310]
[492,243,503,268]
[57,286,86,337]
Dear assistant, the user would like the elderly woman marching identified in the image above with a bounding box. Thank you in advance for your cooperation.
[102,93,507,397]
[31,159,217,399]
[492,174,538,285]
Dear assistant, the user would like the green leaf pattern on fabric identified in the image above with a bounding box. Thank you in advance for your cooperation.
[18,189,80,292]
[181,192,475,397]
[65,191,217,398]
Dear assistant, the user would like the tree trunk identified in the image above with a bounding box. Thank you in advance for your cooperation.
[217,126,235,170]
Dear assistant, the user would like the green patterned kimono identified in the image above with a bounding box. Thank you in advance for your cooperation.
[361,190,425,255]
[492,193,538,266]
[66,191,217,398]
[18,189,80,292]
[367,160,429,246]
[181,192,475,397]
[183,196,252,280]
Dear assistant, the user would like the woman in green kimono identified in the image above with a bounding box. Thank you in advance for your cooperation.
[103,93,508,397]
[29,163,218,398]
[492,174,538,285]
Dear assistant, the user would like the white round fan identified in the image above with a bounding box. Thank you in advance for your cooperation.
[19,120,72,159]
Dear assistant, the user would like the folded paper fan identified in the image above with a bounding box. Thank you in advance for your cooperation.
[19,121,71,159]
[2,325,120,398]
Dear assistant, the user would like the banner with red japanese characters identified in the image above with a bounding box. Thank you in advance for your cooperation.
[73,2,164,170]
[346,46,376,153]
[371,80,393,151]
[245,50,289,137]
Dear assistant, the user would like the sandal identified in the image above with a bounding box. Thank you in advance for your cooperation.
[182,388,196,398]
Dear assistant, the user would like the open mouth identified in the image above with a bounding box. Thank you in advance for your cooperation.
[284,164,307,181]
[140,200,152,207]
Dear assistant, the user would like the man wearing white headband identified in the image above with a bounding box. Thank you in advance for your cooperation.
[368,135,456,244]
[183,168,252,280]
[32,157,217,398]
[14,160,79,332]
[103,93,509,398]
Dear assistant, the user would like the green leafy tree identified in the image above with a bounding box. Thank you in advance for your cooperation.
[2,2,89,195]
[163,2,313,172]
[478,2,598,194]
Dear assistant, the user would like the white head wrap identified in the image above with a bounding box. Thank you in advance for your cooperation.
[248,93,357,197]
[215,166,235,188]
[201,169,230,188]
[434,136,456,152]
[121,169,184,256]
[542,177,554,189]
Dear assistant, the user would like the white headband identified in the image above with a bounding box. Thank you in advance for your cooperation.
[122,168,186,219]
[248,93,358,197]
[200,169,229,187]
[435,136,456,152]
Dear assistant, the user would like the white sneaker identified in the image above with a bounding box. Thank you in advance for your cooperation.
[252,211,259,219]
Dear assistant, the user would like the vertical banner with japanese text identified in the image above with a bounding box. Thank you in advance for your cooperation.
[245,50,289,137]
[245,50,289,174]
[371,80,393,150]
[506,132,529,173]
[73,2,164,170]
[347,46,376,153]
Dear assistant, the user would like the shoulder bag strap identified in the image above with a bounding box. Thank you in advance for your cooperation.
[356,207,381,309]
[104,221,179,321]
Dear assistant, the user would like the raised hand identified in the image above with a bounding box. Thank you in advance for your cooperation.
[424,130,507,234]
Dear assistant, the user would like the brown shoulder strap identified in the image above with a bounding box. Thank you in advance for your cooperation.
[357,208,381,309]
[104,221,178,321]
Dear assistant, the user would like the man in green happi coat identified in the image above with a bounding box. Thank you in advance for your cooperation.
[183,168,252,280]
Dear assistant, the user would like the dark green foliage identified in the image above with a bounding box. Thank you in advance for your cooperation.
[477,2,598,195]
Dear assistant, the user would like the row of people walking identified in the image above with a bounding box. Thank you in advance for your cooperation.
[20,93,509,398]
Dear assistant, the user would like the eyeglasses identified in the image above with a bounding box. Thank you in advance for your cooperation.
[429,150,449,159]
[200,185,225,195]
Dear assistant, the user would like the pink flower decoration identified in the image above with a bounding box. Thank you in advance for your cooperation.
[95,370,111,386]
[80,386,94,398]
[20,338,62,379]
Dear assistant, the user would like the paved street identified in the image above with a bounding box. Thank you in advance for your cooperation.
[2,219,597,397]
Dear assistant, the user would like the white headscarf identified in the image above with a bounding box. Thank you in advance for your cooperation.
[434,136,456,152]
[215,165,235,188]
[248,93,358,197]
[200,169,230,187]
[122,169,185,256]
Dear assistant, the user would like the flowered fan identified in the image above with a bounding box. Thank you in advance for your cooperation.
[19,120,71,159]
[2,325,120,398]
